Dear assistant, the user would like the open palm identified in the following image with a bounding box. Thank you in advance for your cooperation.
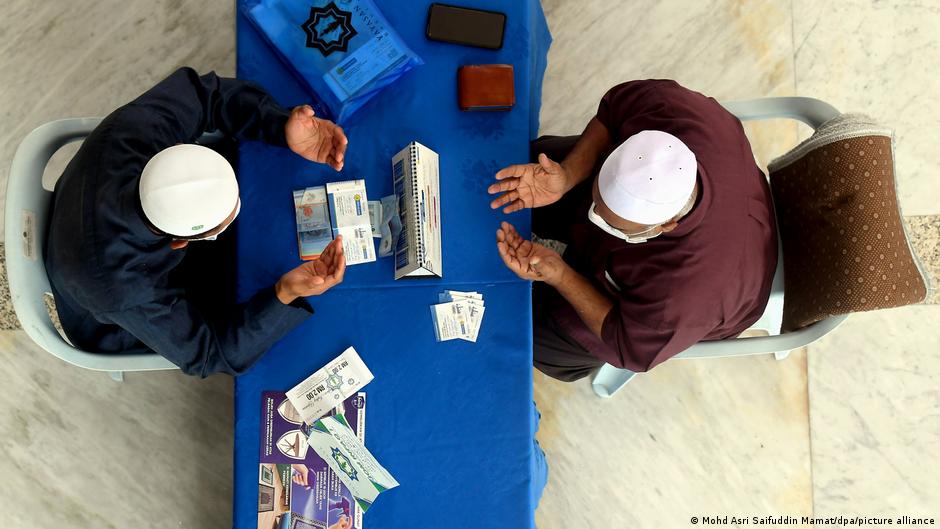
[496,222,565,283]
[281,236,346,297]
[488,154,569,213]
[285,105,348,171]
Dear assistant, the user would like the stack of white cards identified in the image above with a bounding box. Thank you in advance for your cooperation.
[430,290,485,342]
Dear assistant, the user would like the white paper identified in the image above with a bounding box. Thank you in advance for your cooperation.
[430,301,473,342]
[286,347,374,425]
[326,180,377,265]
[307,414,400,511]
[436,291,485,342]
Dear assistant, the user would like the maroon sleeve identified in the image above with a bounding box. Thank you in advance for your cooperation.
[598,306,712,372]
[595,80,665,135]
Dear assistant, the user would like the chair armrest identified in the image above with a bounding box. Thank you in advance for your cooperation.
[722,97,840,130]
[673,314,849,359]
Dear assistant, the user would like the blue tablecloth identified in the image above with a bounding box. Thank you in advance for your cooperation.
[233,1,552,528]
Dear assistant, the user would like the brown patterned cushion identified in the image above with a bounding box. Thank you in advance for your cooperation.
[767,114,928,332]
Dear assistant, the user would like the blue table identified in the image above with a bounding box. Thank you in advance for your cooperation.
[234,1,552,527]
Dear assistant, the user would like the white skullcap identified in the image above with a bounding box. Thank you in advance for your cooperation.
[139,144,239,237]
[597,130,697,225]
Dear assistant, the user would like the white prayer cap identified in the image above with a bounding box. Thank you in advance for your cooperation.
[139,144,239,237]
[597,130,697,225]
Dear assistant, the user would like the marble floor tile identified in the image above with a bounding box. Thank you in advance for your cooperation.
[792,0,940,216]
[534,349,813,529]
[807,305,940,517]
[0,0,236,238]
[906,216,940,305]
[0,331,234,529]
[538,0,799,171]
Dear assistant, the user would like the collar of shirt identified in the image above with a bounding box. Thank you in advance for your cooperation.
[662,163,712,239]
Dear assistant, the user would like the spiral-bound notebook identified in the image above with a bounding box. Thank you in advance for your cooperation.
[392,141,442,280]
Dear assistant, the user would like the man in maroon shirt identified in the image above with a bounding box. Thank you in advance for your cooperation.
[489,80,777,382]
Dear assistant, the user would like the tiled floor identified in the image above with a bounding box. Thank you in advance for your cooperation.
[0,1,938,528]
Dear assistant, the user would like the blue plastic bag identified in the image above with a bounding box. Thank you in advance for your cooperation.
[247,0,423,123]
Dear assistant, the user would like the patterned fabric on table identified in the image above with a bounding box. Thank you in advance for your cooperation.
[767,114,929,332]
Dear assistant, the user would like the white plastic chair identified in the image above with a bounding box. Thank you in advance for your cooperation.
[592,97,850,398]
[5,118,178,381]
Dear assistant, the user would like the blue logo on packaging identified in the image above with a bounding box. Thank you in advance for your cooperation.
[301,2,358,57]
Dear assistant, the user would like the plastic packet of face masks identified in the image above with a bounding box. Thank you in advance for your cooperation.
[367,195,402,258]
[246,0,423,123]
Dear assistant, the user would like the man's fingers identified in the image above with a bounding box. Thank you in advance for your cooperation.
[502,200,525,214]
[519,239,534,257]
[331,249,347,282]
[538,153,560,173]
[494,164,530,181]
[489,194,509,210]
[316,136,333,163]
[500,221,513,240]
[333,127,348,160]
[321,240,336,261]
[497,241,519,269]
[490,190,519,210]
[320,236,342,264]
[487,179,518,195]
[501,221,519,241]
[326,155,343,171]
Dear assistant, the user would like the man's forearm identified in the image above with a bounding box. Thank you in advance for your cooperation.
[559,117,613,190]
[548,264,614,338]
[186,70,289,146]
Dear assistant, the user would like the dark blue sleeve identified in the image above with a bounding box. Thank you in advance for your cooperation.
[124,66,291,146]
[103,287,313,377]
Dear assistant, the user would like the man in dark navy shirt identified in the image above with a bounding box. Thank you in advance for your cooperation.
[45,67,348,377]
[489,80,777,381]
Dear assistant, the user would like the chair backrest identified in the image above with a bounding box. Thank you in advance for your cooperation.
[4,118,177,372]
[767,114,929,331]
[678,98,928,358]
[675,98,849,359]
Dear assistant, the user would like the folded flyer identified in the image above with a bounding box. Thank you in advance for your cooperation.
[326,180,376,265]
[308,414,400,512]
[286,346,374,426]
[258,391,367,529]
[293,180,376,265]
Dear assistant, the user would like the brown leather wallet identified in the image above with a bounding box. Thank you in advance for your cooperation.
[457,64,515,111]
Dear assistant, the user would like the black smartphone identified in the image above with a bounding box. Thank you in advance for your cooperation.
[426,3,506,50]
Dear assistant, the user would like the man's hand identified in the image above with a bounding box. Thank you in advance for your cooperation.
[328,515,352,529]
[285,105,348,171]
[276,236,346,304]
[291,464,310,487]
[488,153,570,213]
[496,222,568,285]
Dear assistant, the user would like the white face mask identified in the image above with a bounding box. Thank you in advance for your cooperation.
[588,202,661,244]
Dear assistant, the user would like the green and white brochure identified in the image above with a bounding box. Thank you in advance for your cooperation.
[307,413,400,512]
